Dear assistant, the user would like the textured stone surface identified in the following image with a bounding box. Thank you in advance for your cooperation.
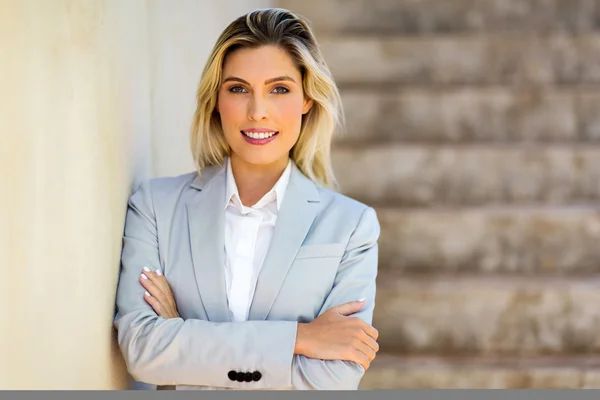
[373,275,600,354]
[319,35,600,85]
[332,145,600,206]
[375,207,600,274]
[336,88,600,143]
[282,0,600,387]
[359,354,600,389]
[279,0,600,34]
[579,92,600,140]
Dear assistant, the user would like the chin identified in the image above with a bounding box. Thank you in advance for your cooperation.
[232,148,290,167]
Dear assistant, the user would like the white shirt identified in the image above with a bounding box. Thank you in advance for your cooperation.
[223,158,292,322]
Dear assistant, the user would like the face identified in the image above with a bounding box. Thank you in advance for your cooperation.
[217,45,313,169]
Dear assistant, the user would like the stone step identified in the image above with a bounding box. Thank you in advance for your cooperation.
[359,354,600,389]
[318,35,600,85]
[336,87,600,144]
[332,145,600,206]
[375,206,600,274]
[373,274,600,355]
[279,0,600,35]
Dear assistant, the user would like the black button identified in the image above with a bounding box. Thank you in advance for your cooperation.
[228,370,237,381]
[244,372,253,382]
[236,372,245,382]
[252,371,262,381]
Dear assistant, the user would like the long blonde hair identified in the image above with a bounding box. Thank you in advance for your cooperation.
[190,8,343,188]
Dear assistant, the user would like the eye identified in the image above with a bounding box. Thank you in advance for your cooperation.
[228,85,247,94]
[272,86,290,94]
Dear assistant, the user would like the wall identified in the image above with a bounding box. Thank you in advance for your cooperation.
[1,0,270,389]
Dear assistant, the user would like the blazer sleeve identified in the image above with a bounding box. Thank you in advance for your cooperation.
[113,179,299,389]
[289,205,380,390]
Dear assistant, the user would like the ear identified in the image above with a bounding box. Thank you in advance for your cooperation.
[302,97,314,115]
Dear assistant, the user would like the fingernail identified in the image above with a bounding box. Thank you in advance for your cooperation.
[143,266,151,272]
[156,269,162,276]
[358,297,366,302]
[141,273,148,280]
[145,291,151,297]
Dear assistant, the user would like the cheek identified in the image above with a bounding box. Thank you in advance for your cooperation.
[274,98,305,130]
[218,97,244,128]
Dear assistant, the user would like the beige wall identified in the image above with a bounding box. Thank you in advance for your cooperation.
[1,0,269,389]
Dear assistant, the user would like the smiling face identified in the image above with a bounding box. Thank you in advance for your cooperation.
[217,45,313,170]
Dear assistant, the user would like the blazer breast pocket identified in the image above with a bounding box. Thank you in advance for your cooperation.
[294,243,346,260]
[273,243,347,320]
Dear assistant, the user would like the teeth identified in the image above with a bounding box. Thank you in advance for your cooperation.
[243,131,276,139]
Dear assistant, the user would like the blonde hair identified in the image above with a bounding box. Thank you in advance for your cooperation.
[190,8,343,188]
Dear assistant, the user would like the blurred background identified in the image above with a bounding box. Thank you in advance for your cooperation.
[2,0,600,389]
[281,0,600,390]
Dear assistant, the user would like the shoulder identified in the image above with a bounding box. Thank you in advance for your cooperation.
[142,171,197,194]
[128,171,198,210]
[317,185,373,215]
[316,186,380,233]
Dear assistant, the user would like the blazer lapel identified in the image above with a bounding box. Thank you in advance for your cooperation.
[186,164,231,322]
[248,162,321,321]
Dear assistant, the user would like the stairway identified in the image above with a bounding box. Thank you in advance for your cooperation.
[279,0,600,389]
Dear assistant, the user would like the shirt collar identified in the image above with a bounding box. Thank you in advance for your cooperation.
[224,157,292,211]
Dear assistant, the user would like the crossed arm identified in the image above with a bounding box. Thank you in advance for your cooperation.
[113,180,380,390]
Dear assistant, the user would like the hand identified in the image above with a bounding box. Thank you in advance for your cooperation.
[139,266,180,319]
[294,299,379,370]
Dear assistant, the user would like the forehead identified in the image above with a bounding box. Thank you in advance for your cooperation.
[222,45,302,81]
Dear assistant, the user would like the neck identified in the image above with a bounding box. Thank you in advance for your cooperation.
[230,154,289,207]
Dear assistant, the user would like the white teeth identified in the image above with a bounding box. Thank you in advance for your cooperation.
[243,131,276,139]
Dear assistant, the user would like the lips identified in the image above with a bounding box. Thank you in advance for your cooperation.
[240,130,279,145]
[241,130,278,140]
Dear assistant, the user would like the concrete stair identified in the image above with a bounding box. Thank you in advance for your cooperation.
[336,88,600,143]
[278,0,600,388]
[320,35,600,85]
[333,145,600,206]
[375,206,600,274]
[374,274,600,354]
[280,0,600,35]
[359,354,600,389]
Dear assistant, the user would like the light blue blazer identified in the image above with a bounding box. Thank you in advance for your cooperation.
[113,160,380,390]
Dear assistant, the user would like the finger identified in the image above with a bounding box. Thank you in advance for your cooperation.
[142,265,164,282]
[329,299,365,316]
[143,266,173,298]
[349,347,371,371]
[142,267,162,288]
[353,337,377,361]
[140,273,167,303]
[155,271,175,302]
[358,330,380,354]
[149,268,177,310]
[349,317,378,340]
[143,290,164,316]
[358,320,379,341]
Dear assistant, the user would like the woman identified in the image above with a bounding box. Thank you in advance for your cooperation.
[113,7,380,390]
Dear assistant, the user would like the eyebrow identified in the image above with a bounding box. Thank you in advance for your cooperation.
[222,75,297,85]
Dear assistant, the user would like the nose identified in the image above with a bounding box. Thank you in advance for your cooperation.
[248,93,268,121]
